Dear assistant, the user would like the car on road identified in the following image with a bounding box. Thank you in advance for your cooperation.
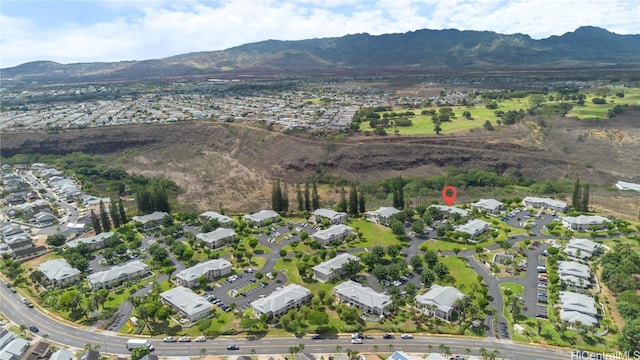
[227,344,239,350]
[10,288,16,293]
[194,336,206,342]
[163,336,176,342]
[178,336,191,342]
[382,333,395,339]
[364,335,374,339]
[400,333,413,339]
[311,335,321,340]
[351,338,363,344]
[29,326,39,332]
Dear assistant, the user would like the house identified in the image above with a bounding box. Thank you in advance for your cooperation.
[333,280,391,315]
[560,215,610,231]
[20,339,51,360]
[415,284,465,321]
[6,237,34,254]
[564,238,601,259]
[250,284,311,319]
[366,207,400,226]
[312,224,354,245]
[522,197,568,212]
[309,209,348,225]
[49,349,74,360]
[65,232,115,251]
[424,354,448,360]
[428,205,469,217]
[312,253,359,283]
[38,259,81,287]
[88,260,150,289]
[455,219,490,237]
[0,337,30,360]
[558,261,591,288]
[244,210,279,226]
[389,351,421,360]
[0,224,25,239]
[559,291,599,327]
[199,211,233,226]
[160,286,212,322]
[132,211,168,230]
[175,259,232,288]
[33,212,56,226]
[78,350,100,360]
[30,199,51,213]
[615,181,640,192]
[471,199,504,214]
[196,228,236,249]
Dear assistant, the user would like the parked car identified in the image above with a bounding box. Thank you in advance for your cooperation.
[194,336,206,342]
[382,333,395,339]
[227,344,239,350]
[400,333,413,339]
[178,336,191,342]
[351,338,363,344]
[163,336,177,343]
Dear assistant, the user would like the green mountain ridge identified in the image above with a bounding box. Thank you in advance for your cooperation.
[2,26,639,83]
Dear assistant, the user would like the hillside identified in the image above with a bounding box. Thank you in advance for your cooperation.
[2,112,639,218]
[2,26,639,84]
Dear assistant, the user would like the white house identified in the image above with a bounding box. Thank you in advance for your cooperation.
[175,259,233,288]
[160,286,212,322]
[455,219,490,237]
[558,261,591,288]
[196,228,236,249]
[428,205,469,217]
[65,232,115,250]
[38,259,81,287]
[415,285,465,321]
[309,208,348,225]
[250,284,311,319]
[132,211,168,230]
[560,215,610,231]
[312,253,359,283]
[559,291,599,327]
[564,238,601,259]
[88,260,150,289]
[522,197,568,212]
[312,224,354,245]
[243,210,279,226]
[199,211,233,226]
[366,207,400,226]
[334,280,391,315]
[471,199,504,214]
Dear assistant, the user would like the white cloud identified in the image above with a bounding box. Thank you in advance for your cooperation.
[1,0,638,68]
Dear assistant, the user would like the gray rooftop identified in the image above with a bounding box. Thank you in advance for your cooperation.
[415,284,465,314]
[334,280,390,310]
[38,259,80,282]
[160,286,211,318]
[88,260,148,286]
[176,259,232,282]
[251,284,310,315]
[311,208,346,220]
[244,210,279,223]
[132,211,168,224]
[312,253,359,276]
[196,228,236,244]
[455,219,490,235]
[367,206,400,218]
[200,211,233,224]
[312,224,353,242]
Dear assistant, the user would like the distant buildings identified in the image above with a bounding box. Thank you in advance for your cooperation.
[455,219,490,237]
[199,211,233,226]
[132,212,168,230]
[564,238,601,260]
[522,197,568,213]
[243,210,279,226]
[560,215,609,231]
[309,209,347,225]
[428,205,469,217]
[196,228,236,249]
[471,199,504,214]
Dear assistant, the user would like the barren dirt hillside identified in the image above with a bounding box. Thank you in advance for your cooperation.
[2,112,639,215]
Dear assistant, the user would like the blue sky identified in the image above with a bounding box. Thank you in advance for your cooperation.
[1,0,638,68]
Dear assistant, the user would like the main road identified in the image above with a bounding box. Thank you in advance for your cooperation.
[1,284,571,359]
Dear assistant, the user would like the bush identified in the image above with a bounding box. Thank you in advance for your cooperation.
[591,97,607,104]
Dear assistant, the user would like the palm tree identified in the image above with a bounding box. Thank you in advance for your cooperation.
[387,343,394,352]
[200,348,206,358]
[43,334,49,343]
[439,344,451,357]
[479,347,488,360]
[335,345,342,354]
[19,324,26,337]
[372,344,378,353]
[465,348,471,356]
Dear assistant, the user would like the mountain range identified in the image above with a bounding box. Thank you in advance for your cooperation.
[2,26,639,83]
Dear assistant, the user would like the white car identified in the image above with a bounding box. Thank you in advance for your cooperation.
[351,338,363,344]
[400,333,413,339]
[194,336,206,342]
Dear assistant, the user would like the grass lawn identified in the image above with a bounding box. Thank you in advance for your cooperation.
[439,256,481,293]
[419,239,478,252]
[347,219,398,248]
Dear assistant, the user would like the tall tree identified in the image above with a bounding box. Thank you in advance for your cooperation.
[282,182,289,212]
[91,210,102,234]
[271,180,282,212]
[337,187,347,212]
[358,189,366,214]
[572,178,582,211]
[304,183,311,211]
[296,184,304,211]
[99,200,112,232]
[117,198,127,223]
[581,183,590,212]
[348,184,359,215]
[312,183,320,210]
[109,198,121,228]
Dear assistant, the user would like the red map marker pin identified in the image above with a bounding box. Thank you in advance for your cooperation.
[442,185,457,206]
